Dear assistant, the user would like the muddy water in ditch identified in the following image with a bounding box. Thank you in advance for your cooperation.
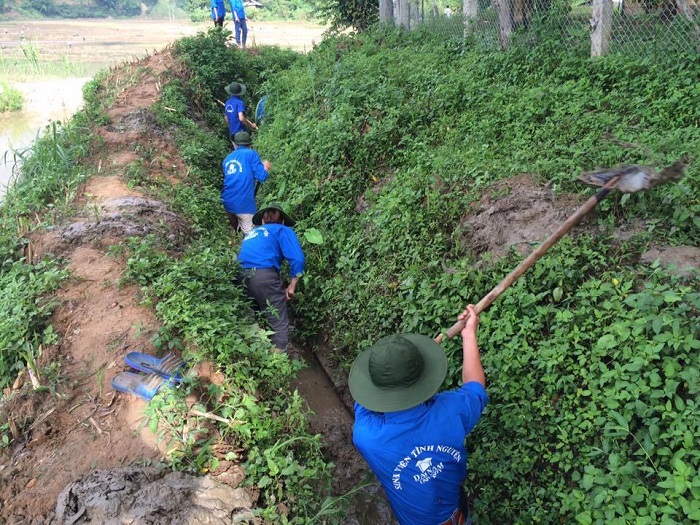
[293,355,397,524]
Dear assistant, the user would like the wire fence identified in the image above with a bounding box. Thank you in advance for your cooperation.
[385,0,700,57]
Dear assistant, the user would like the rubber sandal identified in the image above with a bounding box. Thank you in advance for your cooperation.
[110,372,171,402]
[124,352,185,383]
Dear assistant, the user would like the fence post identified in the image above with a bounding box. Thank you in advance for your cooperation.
[379,0,395,23]
[497,0,513,48]
[590,0,613,57]
[464,0,478,29]
[398,0,412,27]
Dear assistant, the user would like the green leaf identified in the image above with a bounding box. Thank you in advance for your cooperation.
[267,457,280,476]
[257,475,273,488]
[552,287,563,302]
[304,228,324,245]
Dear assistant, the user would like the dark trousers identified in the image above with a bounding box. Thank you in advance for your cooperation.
[239,268,289,349]
[213,17,224,27]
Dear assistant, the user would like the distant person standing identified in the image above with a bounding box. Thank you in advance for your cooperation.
[229,0,248,47]
[444,4,453,17]
[224,81,258,141]
[211,0,226,27]
[221,131,271,235]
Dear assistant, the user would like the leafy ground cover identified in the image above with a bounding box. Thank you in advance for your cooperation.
[0,81,22,111]
[1,21,698,525]
[246,27,698,524]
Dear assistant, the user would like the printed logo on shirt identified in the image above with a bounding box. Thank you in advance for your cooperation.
[243,227,269,241]
[225,159,243,175]
[390,444,462,490]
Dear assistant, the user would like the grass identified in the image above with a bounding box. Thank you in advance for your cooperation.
[0,41,87,81]
[0,81,23,111]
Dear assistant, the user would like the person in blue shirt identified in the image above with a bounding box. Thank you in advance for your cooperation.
[221,131,271,235]
[223,81,258,142]
[237,203,305,352]
[349,305,487,525]
[211,0,226,27]
[229,0,248,47]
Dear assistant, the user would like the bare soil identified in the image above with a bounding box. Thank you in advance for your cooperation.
[0,49,188,523]
[0,19,327,69]
[2,24,695,525]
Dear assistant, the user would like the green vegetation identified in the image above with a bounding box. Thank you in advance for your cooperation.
[2,18,698,525]
[0,42,87,81]
[0,82,22,112]
[250,27,697,523]
[0,94,97,388]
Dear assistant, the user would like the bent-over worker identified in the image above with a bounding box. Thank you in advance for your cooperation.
[236,203,305,353]
[221,131,271,235]
[349,305,487,525]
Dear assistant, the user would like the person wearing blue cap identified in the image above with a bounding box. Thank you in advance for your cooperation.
[237,203,305,353]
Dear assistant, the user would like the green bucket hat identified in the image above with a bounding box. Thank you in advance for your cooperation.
[224,81,246,97]
[253,203,296,227]
[232,131,253,146]
[348,334,448,413]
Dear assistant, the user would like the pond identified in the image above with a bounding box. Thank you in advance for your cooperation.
[0,18,326,200]
[0,79,88,198]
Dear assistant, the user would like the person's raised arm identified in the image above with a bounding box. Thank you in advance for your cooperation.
[459,305,485,386]
[238,111,258,131]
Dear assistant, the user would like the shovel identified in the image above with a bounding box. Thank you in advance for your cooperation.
[440,160,687,340]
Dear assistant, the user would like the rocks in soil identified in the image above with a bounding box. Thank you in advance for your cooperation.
[53,467,255,525]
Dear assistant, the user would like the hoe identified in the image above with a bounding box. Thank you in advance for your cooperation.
[440,159,687,340]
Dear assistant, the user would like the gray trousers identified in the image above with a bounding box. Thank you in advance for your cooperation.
[240,268,289,350]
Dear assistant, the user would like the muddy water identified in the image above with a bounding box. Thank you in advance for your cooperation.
[293,355,398,524]
[0,79,88,197]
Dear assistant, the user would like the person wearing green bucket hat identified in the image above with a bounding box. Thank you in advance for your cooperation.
[223,81,257,141]
[236,203,304,353]
[221,131,271,235]
[350,305,487,525]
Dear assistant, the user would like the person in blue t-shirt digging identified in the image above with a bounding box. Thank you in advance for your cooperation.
[211,0,226,27]
[221,131,271,235]
[223,81,258,143]
[349,305,487,525]
[236,203,305,353]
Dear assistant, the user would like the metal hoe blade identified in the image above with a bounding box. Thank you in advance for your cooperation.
[441,159,688,340]
[576,160,687,193]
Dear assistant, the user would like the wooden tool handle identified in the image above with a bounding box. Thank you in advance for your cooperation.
[443,176,619,339]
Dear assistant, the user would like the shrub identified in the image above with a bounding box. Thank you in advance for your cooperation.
[0,82,22,112]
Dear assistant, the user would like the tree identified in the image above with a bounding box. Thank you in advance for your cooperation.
[318,0,379,31]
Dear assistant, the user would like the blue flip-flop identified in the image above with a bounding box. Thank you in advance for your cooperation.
[124,352,185,383]
[111,372,171,401]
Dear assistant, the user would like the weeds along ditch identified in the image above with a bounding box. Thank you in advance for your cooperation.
[0,24,698,524]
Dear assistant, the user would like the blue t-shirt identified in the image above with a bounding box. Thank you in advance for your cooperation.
[221,146,268,214]
[211,0,226,19]
[354,382,488,525]
[237,223,305,277]
[229,0,246,19]
[225,96,246,136]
